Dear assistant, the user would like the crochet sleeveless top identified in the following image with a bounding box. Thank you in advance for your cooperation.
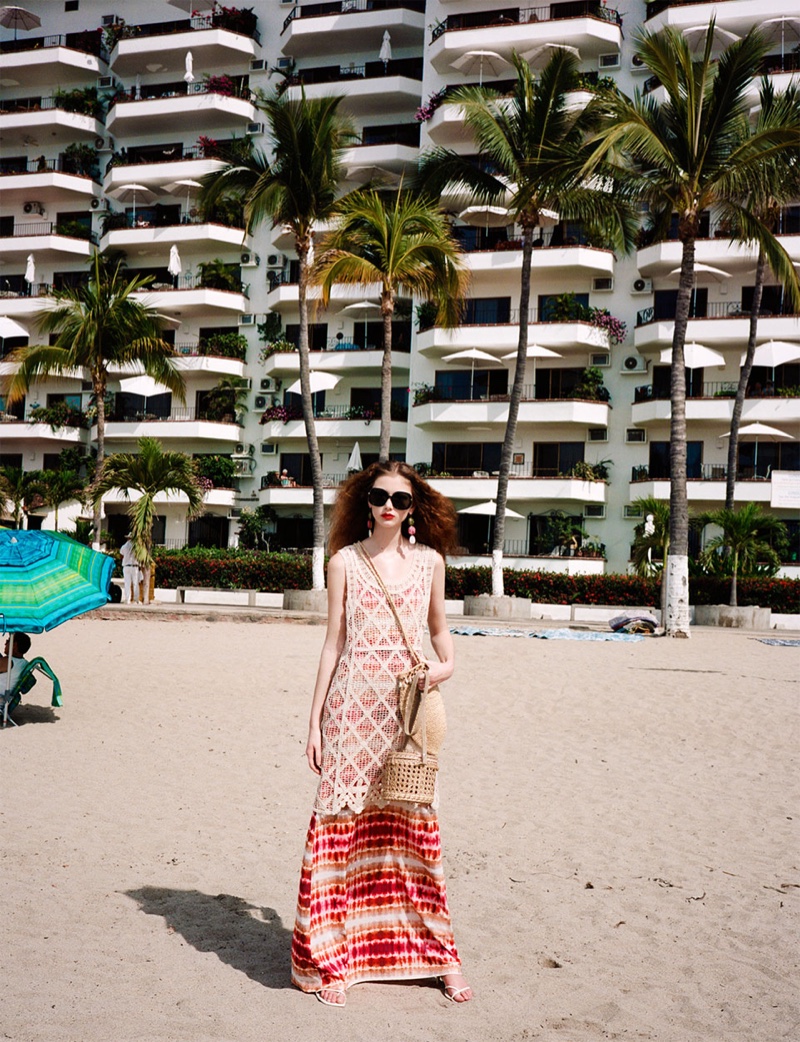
[314,542,438,815]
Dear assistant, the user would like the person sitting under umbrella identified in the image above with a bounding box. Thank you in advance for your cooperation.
[0,633,31,697]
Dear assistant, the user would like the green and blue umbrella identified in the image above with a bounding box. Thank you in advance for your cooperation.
[0,529,114,634]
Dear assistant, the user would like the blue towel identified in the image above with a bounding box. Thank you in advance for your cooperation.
[450,626,644,642]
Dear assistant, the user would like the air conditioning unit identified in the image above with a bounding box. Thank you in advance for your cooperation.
[239,378,252,391]
[588,428,608,443]
[90,198,106,210]
[260,377,277,392]
[95,136,113,152]
[261,442,278,456]
[228,508,243,519]
[101,14,121,27]
[624,504,644,520]
[241,252,260,268]
[631,277,653,294]
[97,76,117,90]
[238,314,255,326]
[590,353,611,368]
[23,201,45,216]
[584,504,606,519]
[250,59,266,72]
[246,121,264,136]
[592,276,614,292]
[233,443,255,457]
[277,56,294,68]
[631,54,647,72]
[623,355,648,373]
[598,53,620,71]
[266,253,285,269]
[626,428,648,444]
[254,394,268,410]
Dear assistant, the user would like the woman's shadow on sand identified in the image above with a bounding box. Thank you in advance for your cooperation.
[125,887,293,989]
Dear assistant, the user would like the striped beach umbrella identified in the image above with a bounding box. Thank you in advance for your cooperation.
[0,529,114,634]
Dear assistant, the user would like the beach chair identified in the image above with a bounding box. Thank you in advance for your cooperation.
[1,658,63,729]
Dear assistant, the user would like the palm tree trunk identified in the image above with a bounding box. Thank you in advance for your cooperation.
[296,237,326,590]
[91,374,106,548]
[730,548,738,607]
[665,235,694,637]
[725,250,765,510]
[492,223,534,597]
[379,289,394,462]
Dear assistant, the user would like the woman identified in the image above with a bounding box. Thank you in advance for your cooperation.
[291,461,472,1007]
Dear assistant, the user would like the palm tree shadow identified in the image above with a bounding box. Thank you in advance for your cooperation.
[125,887,294,989]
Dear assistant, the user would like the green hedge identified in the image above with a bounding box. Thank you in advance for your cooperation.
[150,549,800,612]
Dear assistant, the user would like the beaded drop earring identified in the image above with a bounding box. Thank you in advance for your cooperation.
[367,511,374,537]
[407,514,416,545]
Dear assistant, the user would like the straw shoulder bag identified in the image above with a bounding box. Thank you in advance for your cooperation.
[356,543,446,806]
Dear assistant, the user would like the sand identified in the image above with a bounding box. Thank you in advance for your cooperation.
[2,616,798,1042]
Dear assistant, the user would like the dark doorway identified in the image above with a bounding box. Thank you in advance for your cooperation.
[189,514,229,548]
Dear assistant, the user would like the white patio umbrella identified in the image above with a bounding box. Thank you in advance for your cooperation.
[24,253,35,285]
[458,204,511,228]
[118,375,171,397]
[285,371,341,395]
[444,347,505,398]
[458,499,524,547]
[0,316,28,338]
[168,244,182,279]
[167,0,216,11]
[164,177,203,218]
[0,6,41,39]
[659,342,725,368]
[762,16,800,72]
[502,343,561,392]
[341,299,381,348]
[683,24,740,51]
[109,183,156,224]
[379,30,392,72]
[452,49,509,86]
[522,42,580,66]
[184,51,194,84]
[347,441,363,472]
[720,422,794,476]
[668,263,731,283]
[741,341,800,369]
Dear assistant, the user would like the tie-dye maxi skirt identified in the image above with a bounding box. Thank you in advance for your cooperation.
[290,803,462,992]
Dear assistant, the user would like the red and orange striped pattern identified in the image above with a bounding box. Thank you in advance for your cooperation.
[291,803,461,993]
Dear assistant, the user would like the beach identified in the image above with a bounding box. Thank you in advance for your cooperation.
[3,616,797,1042]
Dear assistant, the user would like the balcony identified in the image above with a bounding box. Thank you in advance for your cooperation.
[284,57,423,114]
[260,403,408,441]
[100,215,248,254]
[104,144,226,191]
[629,462,778,504]
[0,96,104,145]
[0,284,54,320]
[0,32,107,86]
[637,216,800,275]
[634,301,800,349]
[101,407,241,446]
[429,3,623,72]
[281,1,426,59]
[172,351,247,380]
[456,232,615,278]
[130,274,249,315]
[340,123,421,178]
[110,14,259,77]
[106,82,256,135]
[644,0,798,37]
[265,273,383,312]
[258,483,340,507]
[0,222,96,263]
[416,313,610,356]
[0,159,100,205]
[0,416,88,447]
[264,345,411,377]
[429,472,608,504]
[631,383,800,427]
[413,390,611,428]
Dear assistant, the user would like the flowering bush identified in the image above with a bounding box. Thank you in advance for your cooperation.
[153,548,312,590]
[590,308,627,345]
[260,404,303,424]
[205,74,237,97]
[197,135,219,158]
[414,88,447,123]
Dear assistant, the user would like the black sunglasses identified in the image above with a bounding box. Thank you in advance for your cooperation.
[367,488,413,511]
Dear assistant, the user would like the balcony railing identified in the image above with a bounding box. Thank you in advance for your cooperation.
[419,386,612,404]
[0,282,52,299]
[631,463,785,482]
[0,157,95,177]
[102,211,244,231]
[0,222,97,244]
[109,80,254,108]
[287,55,424,86]
[283,0,425,34]
[0,94,101,117]
[645,0,719,19]
[114,10,260,44]
[431,4,621,43]
[131,273,249,296]
[0,31,106,57]
[636,301,800,326]
[107,407,239,424]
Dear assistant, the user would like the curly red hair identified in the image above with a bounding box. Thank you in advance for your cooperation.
[328,461,458,558]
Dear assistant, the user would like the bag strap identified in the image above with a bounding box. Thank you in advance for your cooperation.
[356,542,431,762]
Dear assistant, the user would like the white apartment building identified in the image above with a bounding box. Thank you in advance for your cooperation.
[1,0,798,572]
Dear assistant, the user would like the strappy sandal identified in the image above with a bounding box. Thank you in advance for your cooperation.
[316,984,347,1007]
[439,976,473,1003]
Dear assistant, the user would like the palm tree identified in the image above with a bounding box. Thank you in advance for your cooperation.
[2,252,185,542]
[585,22,800,635]
[417,50,636,597]
[203,375,250,425]
[724,80,800,510]
[0,466,40,527]
[313,189,470,460]
[33,468,87,530]
[631,496,671,623]
[696,503,787,606]
[92,437,204,604]
[199,90,355,590]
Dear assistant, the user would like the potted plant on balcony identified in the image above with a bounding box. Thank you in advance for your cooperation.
[542,510,588,556]
[194,453,236,489]
[61,142,99,179]
[213,5,258,38]
[198,258,241,292]
[575,366,611,402]
[204,74,237,98]
[199,331,247,360]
